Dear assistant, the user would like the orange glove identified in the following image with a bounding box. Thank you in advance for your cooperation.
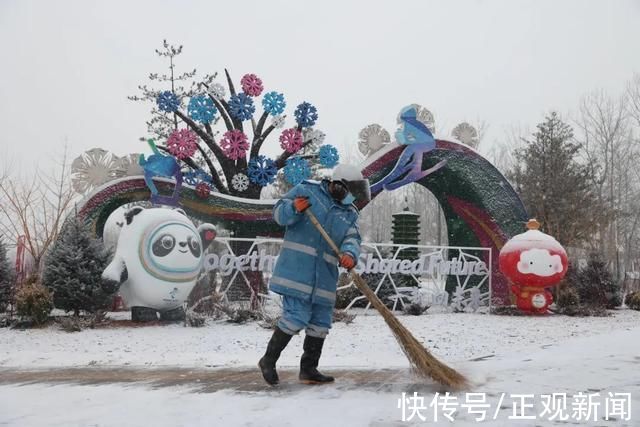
[339,253,356,270]
[293,197,311,213]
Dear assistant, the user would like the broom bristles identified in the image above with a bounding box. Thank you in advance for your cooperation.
[351,271,468,390]
[304,210,467,389]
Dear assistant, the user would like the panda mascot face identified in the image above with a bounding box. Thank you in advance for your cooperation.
[142,220,204,282]
[102,207,216,312]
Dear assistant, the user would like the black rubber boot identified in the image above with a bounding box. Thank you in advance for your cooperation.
[299,335,335,384]
[258,327,293,386]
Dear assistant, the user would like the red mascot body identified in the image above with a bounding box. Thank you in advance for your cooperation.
[499,219,568,314]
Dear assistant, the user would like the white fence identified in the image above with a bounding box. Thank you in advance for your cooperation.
[203,238,492,312]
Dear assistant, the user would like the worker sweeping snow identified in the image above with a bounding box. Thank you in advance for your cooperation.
[258,164,371,386]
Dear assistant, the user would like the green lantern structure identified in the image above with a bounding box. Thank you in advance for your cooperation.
[392,198,421,261]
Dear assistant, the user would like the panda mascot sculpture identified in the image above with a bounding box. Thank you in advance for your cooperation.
[102,206,216,322]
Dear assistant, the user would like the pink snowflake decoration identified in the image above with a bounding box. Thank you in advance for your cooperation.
[220,130,249,160]
[240,74,264,97]
[279,128,304,153]
[166,129,198,159]
[195,182,211,199]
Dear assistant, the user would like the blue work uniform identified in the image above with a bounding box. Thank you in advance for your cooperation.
[270,180,361,338]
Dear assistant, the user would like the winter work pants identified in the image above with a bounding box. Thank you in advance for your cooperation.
[277,295,333,338]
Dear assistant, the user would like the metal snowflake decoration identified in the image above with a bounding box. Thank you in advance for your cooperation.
[110,153,144,179]
[195,169,213,184]
[71,148,118,194]
[184,170,199,186]
[271,114,286,129]
[231,173,250,192]
[157,91,180,113]
[284,157,312,186]
[279,128,304,153]
[397,104,435,133]
[188,95,217,124]
[183,168,209,185]
[358,123,390,156]
[262,91,286,116]
[228,93,255,121]
[220,130,249,160]
[247,155,277,186]
[318,144,339,168]
[294,101,318,128]
[240,74,264,97]
[166,129,198,159]
[451,122,479,148]
[195,182,211,199]
[303,128,326,146]
[208,83,226,100]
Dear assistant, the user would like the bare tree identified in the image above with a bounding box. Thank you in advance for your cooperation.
[481,124,529,175]
[0,148,76,272]
[626,73,640,128]
[574,89,636,280]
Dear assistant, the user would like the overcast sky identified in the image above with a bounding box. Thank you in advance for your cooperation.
[1,0,639,168]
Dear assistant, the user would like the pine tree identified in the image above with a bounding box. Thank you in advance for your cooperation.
[577,252,622,308]
[509,112,610,247]
[0,237,13,311]
[42,216,113,315]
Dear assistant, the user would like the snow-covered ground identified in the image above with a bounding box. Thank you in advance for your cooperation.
[1,310,639,426]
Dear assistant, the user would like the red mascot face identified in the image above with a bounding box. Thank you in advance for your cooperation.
[500,245,568,287]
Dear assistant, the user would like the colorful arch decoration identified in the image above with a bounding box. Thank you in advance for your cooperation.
[77,138,527,306]
[361,140,528,306]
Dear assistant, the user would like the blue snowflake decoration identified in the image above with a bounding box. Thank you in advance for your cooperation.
[294,102,318,128]
[318,144,339,168]
[262,91,286,116]
[188,95,217,123]
[284,157,311,186]
[184,170,199,186]
[184,169,214,186]
[157,91,180,113]
[228,93,256,121]
[248,155,277,186]
[195,169,213,184]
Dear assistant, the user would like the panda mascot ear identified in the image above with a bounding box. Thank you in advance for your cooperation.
[125,207,145,225]
[198,223,217,250]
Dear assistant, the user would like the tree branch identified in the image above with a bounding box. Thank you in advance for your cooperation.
[251,123,277,159]
[275,140,313,169]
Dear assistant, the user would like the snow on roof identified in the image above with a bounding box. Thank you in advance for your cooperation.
[393,210,419,216]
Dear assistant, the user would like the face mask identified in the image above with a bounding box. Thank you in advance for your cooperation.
[330,181,349,201]
[341,193,356,205]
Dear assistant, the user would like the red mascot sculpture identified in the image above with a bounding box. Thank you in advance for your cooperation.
[499,219,568,314]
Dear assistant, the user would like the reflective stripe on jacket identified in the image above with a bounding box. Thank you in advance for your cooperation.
[269,180,361,306]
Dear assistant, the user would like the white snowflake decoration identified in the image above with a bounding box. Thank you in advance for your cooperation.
[71,148,118,194]
[303,128,326,146]
[451,122,479,148]
[358,124,390,156]
[397,104,435,134]
[110,153,144,178]
[208,83,226,100]
[271,114,285,129]
[231,173,250,192]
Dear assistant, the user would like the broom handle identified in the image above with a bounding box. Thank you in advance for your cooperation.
[305,210,342,256]
[304,210,385,305]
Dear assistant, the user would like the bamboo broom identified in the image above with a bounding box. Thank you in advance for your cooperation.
[305,209,468,389]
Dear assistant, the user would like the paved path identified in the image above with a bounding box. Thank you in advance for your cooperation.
[0,367,446,394]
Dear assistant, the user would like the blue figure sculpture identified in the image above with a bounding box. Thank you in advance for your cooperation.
[395,105,436,147]
[370,105,446,194]
[138,139,183,206]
